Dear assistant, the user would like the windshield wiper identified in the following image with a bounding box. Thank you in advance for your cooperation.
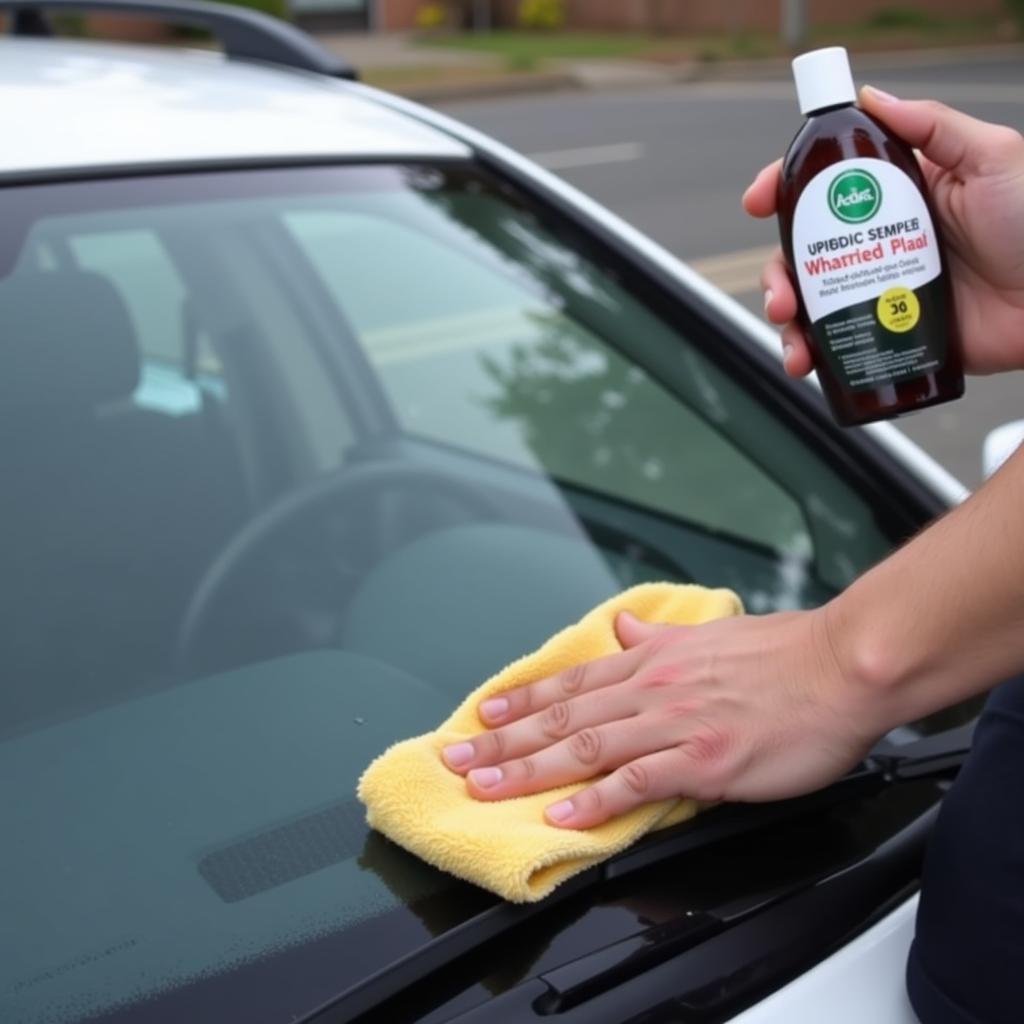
[300,720,975,1024]
[868,718,975,780]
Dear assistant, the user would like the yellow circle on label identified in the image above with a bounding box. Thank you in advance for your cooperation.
[876,287,920,333]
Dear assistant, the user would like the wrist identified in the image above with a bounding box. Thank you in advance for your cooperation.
[816,593,919,737]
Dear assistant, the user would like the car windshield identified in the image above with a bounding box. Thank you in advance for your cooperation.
[0,163,896,1023]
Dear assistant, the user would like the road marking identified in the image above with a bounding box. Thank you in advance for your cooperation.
[688,243,777,296]
[529,141,646,171]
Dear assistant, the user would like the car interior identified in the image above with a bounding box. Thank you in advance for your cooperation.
[0,162,903,741]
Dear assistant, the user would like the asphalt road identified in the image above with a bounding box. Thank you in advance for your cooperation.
[439,55,1024,488]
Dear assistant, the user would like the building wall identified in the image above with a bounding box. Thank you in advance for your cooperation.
[557,0,1002,33]
[378,0,424,30]
[384,0,1003,32]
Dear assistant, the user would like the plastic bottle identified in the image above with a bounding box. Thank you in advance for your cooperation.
[777,47,963,426]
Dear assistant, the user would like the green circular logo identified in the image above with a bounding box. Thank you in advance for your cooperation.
[828,169,882,223]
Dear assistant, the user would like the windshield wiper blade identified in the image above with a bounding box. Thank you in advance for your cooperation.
[867,718,976,780]
[301,721,974,1024]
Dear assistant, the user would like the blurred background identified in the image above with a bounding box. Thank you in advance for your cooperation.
[15,0,1022,487]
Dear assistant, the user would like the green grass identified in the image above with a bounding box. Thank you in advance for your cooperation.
[809,14,1010,52]
[416,29,789,70]
[417,30,662,63]
[415,14,1012,71]
[866,7,938,30]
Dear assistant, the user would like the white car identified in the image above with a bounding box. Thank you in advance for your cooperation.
[0,4,976,1023]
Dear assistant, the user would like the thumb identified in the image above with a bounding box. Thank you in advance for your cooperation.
[860,85,1024,178]
[615,611,674,649]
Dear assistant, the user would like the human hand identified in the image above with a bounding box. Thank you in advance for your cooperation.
[744,87,1024,378]
[441,608,885,829]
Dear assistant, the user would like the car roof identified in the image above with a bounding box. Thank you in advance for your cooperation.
[0,37,470,179]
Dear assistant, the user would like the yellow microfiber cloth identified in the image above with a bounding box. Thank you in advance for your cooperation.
[357,582,743,903]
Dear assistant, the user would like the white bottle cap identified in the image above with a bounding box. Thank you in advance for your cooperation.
[792,47,857,115]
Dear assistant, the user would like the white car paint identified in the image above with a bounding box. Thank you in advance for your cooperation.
[728,895,921,1024]
[1,37,952,1021]
[0,38,467,177]
[983,418,1024,479]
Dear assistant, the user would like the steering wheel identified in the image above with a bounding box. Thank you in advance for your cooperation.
[176,460,500,678]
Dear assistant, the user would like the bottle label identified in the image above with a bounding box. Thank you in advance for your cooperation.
[791,157,946,392]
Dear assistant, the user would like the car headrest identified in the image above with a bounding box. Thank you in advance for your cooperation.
[0,270,140,415]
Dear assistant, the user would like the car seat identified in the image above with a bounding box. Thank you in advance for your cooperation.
[0,270,244,733]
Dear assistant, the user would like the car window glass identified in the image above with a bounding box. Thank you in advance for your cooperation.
[0,165,916,1024]
[287,207,808,558]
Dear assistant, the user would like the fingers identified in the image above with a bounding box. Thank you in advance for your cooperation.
[545,747,702,829]
[860,85,1024,178]
[761,248,797,325]
[743,163,817,380]
[473,643,646,728]
[462,713,678,802]
[444,618,686,779]
[614,611,673,649]
[781,321,814,378]
[443,686,638,774]
[742,158,782,218]
[758,248,813,378]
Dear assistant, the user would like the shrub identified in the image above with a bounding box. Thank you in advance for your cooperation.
[415,2,449,31]
[517,0,565,31]
[216,0,290,20]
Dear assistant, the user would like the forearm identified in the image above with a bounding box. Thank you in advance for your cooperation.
[829,444,1024,731]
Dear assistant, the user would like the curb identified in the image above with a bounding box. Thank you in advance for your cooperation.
[399,70,578,104]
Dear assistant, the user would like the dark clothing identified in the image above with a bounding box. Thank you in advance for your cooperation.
[907,675,1024,1023]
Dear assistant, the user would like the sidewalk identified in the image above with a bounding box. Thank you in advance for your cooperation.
[318,31,1024,103]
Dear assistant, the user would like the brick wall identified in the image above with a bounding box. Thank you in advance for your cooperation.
[378,0,425,30]
[0,10,171,37]
[389,0,1003,32]
[558,0,1002,33]
[549,0,764,33]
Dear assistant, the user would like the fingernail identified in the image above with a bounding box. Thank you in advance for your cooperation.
[469,767,503,789]
[763,288,773,314]
[443,742,475,768]
[783,342,794,364]
[546,799,575,822]
[480,697,509,721]
[863,84,898,103]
